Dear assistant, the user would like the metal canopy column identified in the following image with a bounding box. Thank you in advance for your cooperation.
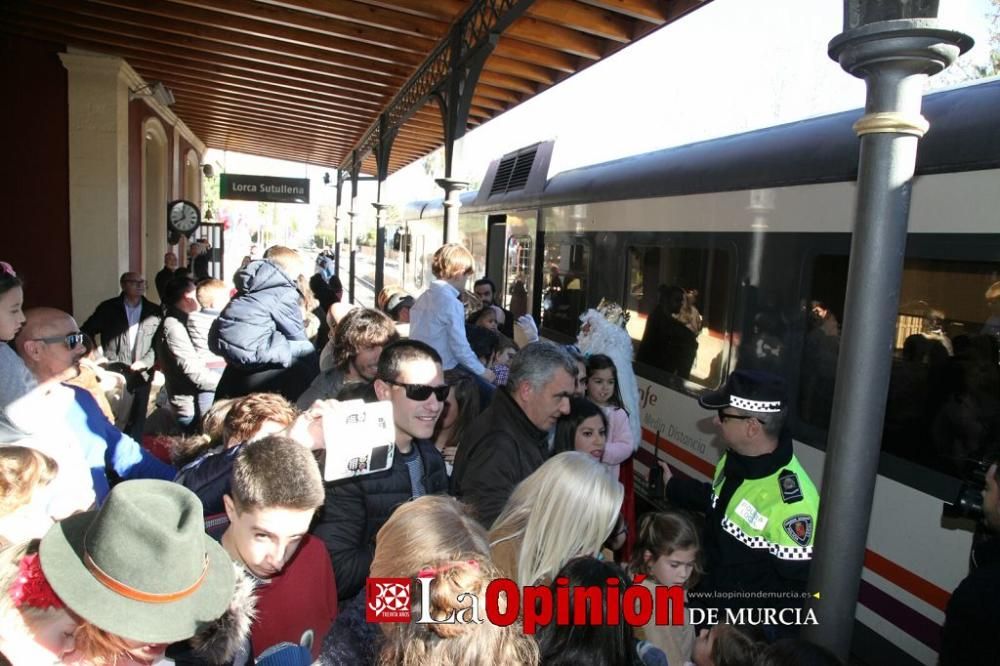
[372,202,389,299]
[434,25,497,242]
[436,177,469,244]
[803,1,971,659]
[333,170,345,276]
[339,0,537,241]
[347,155,360,305]
[373,113,397,301]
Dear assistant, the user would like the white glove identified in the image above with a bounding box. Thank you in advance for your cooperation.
[515,315,539,344]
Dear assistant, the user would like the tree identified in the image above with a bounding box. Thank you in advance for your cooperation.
[934,0,1000,87]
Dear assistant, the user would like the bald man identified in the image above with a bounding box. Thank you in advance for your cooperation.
[16,307,86,383]
[15,308,173,502]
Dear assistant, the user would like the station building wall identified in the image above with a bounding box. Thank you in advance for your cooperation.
[0,34,73,312]
[0,35,205,320]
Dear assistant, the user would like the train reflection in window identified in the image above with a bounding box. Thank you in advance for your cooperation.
[626,245,732,389]
[800,254,1000,477]
[541,240,590,337]
[504,220,536,319]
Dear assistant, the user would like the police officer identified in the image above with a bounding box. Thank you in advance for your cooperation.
[660,370,819,625]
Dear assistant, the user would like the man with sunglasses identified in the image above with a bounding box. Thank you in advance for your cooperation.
[659,369,819,637]
[312,339,449,603]
[14,308,174,503]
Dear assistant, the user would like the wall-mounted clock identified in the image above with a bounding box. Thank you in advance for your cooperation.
[167,199,201,238]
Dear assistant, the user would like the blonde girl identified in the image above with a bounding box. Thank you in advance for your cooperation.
[629,511,703,666]
[0,540,79,664]
[0,446,59,548]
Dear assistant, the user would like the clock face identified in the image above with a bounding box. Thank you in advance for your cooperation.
[168,201,200,233]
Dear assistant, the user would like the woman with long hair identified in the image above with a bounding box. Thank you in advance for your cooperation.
[319,495,538,666]
[433,369,482,474]
[489,452,623,587]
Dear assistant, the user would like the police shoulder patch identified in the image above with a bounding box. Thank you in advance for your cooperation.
[782,514,814,546]
[778,469,803,504]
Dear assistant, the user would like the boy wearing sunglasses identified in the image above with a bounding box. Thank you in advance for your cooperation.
[312,339,449,603]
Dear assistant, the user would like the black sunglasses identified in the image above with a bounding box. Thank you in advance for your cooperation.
[717,410,756,423]
[383,380,450,402]
[32,332,84,349]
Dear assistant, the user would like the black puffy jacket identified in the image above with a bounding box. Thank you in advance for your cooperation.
[209,260,311,369]
[311,439,448,601]
[451,388,550,527]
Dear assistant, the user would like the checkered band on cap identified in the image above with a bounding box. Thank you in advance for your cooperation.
[730,395,783,413]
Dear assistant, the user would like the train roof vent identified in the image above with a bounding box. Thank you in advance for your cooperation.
[489,146,536,195]
[476,141,554,205]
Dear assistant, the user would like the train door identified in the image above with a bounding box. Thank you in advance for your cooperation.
[485,215,507,286]
[498,212,538,322]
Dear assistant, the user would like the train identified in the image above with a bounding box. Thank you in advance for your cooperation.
[383,77,1000,664]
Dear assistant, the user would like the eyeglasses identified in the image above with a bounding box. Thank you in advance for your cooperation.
[382,380,450,402]
[32,332,85,349]
[123,279,147,286]
[717,410,757,423]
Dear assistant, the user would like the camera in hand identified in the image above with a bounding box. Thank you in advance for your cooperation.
[944,458,995,521]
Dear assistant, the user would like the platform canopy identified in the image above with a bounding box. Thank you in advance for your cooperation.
[3,0,712,175]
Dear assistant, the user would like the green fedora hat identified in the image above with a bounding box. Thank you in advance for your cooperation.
[39,479,235,644]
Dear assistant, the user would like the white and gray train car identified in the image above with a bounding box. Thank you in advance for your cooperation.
[390,78,1000,664]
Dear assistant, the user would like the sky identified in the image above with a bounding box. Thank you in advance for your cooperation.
[205,0,995,234]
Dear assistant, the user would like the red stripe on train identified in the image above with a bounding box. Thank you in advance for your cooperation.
[637,427,952,613]
[863,549,950,613]
[639,427,716,477]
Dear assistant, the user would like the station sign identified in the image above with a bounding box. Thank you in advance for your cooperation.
[220,174,310,204]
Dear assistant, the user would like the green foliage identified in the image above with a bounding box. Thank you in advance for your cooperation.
[314,227,336,248]
[202,171,220,217]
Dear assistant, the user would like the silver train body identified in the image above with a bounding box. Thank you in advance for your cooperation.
[387,78,1000,664]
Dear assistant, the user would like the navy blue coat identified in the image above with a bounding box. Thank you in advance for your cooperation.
[209,260,311,369]
[311,440,448,602]
[173,444,242,516]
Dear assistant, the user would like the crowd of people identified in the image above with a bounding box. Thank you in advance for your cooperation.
[6,243,988,666]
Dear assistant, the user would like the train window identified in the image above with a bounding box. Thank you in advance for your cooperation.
[541,239,591,337]
[413,234,426,291]
[799,254,1000,477]
[626,245,733,389]
[459,214,488,280]
[502,214,538,320]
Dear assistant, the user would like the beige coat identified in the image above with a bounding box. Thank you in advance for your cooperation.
[633,578,694,666]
